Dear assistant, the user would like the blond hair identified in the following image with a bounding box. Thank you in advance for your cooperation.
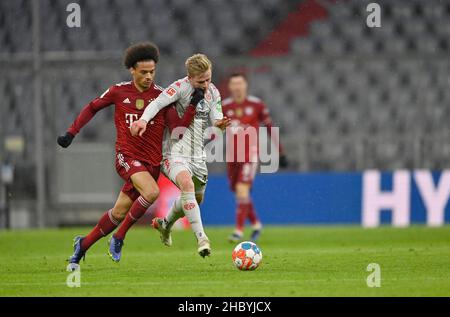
[185,53,212,77]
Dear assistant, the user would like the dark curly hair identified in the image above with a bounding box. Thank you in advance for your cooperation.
[123,42,160,69]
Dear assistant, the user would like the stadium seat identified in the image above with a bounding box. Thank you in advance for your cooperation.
[2,0,450,172]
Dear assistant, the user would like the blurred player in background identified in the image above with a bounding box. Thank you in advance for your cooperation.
[131,54,231,257]
[222,73,288,243]
[58,42,196,270]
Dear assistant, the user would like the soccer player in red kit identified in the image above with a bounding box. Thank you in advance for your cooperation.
[58,42,198,270]
[222,73,289,242]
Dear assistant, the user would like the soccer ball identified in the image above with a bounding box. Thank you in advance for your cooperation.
[232,241,263,271]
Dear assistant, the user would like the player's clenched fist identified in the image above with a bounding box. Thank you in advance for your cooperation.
[57,132,75,148]
[190,88,205,107]
[130,119,148,137]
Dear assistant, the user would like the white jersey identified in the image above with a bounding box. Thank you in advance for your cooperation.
[140,76,223,161]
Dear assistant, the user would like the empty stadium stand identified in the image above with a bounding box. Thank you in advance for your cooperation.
[1,0,449,183]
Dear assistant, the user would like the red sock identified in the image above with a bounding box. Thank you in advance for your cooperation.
[81,209,120,251]
[247,200,259,225]
[236,198,248,233]
[114,196,151,240]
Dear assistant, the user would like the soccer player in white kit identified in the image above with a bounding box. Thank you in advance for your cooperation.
[131,54,231,257]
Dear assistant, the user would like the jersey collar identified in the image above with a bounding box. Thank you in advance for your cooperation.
[132,81,154,93]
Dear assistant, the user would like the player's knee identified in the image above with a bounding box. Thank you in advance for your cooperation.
[111,207,127,221]
[179,177,195,192]
[235,184,250,200]
[140,186,160,203]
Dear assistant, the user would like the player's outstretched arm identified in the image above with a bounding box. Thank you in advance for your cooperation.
[165,104,196,132]
[132,84,204,137]
[139,84,183,125]
[132,83,185,137]
[57,87,114,148]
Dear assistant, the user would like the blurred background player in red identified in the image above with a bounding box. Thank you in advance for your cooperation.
[58,42,196,269]
[222,73,288,243]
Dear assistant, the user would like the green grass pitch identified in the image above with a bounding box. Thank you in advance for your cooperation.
[1,225,449,296]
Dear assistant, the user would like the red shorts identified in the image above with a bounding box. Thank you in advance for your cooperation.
[226,162,258,192]
[115,152,160,201]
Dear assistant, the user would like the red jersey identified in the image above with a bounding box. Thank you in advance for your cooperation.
[67,81,196,166]
[222,95,283,163]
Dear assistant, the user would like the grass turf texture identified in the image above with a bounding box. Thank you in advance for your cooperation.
[0,225,449,296]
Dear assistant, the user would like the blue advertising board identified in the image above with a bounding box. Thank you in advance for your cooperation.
[201,171,450,227]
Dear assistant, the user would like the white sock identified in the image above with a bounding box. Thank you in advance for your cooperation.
[252,222,263,231]
[181,192,207,241]
[166,197,184,230]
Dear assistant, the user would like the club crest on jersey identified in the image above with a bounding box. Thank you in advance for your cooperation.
[135,99,144,110]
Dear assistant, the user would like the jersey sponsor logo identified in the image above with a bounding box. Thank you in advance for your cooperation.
[125,113,139,128]
[123,98,131,104]
[183,202,196,210]
[135,99,144,110]
[164,87,177,97]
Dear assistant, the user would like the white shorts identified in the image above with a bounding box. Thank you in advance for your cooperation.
[161,157,208,195]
